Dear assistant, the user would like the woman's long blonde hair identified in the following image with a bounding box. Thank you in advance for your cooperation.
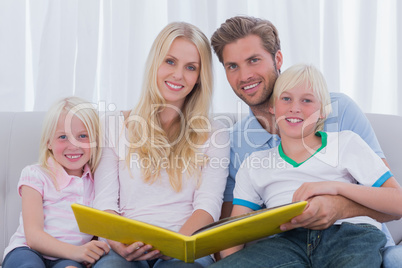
[125,22,213,192]
[38,97,101,188]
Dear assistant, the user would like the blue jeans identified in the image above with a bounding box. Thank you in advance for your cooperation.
[212,223,386,268]
[381,245,402,268]
[3,246,85,268]
[93,248,214,268]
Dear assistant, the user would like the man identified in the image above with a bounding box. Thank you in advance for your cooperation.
[210,16,401,267]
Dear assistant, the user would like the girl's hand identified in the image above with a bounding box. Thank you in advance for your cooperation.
[108,240,162,261]
[72,240,109,264]
[293,181,341,202]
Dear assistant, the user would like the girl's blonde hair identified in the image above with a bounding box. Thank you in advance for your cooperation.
[39,97,101,185]
[126,22,213,192]
[271,64,332,132]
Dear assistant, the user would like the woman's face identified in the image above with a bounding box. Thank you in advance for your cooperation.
[157,37,201,110]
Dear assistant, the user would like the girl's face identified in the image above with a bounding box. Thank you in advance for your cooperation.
[157,37,201,110]
[48,112,91,177]
[270,83,323,140]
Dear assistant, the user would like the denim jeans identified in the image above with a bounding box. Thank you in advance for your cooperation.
[381,245,402,268]
[212,223,386,268]
[92,248,214,268]
[2,246,85,268]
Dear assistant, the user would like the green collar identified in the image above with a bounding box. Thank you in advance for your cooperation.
[278,131,327,167]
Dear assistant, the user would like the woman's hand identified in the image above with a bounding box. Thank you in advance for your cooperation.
[108,240,162,261]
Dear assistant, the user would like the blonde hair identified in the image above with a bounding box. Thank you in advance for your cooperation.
[39,97,101,187]
[126,22,213,192]
[271,64,332,132]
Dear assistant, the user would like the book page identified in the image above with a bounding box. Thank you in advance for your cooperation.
[192,202,300,235]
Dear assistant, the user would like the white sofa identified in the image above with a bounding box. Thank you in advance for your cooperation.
[1,112,402,266]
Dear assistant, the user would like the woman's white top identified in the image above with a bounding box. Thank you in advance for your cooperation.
[94,112,230,232]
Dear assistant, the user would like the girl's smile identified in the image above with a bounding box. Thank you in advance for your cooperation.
[47,112,91,177]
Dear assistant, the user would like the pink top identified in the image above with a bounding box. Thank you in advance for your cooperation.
[3,158,94,260]
[94,112,230,232]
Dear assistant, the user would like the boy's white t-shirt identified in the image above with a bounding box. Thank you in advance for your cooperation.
[234,131,392,229]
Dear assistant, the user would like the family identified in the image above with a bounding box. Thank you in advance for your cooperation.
[2,16,402,268]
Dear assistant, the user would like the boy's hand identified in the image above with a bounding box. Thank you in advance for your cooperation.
[293,181,340,202]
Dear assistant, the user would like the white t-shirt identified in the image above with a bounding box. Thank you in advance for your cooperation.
[234,131,392,229]
[93,112,230,232]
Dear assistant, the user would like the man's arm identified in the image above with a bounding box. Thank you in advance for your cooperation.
[220,201,233,219]
[281,176,399,232]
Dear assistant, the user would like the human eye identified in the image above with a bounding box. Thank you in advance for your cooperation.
[58,135,67,140]
[186,65,196,71]
[227,63,238,70]
[166,58,174,65]
[79,134,88,139]
[250,58,260,63]
[302,98,313,103]
[281,96,291,101]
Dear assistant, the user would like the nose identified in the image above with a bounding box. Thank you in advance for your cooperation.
[172,67,183,80]
[289,101,301,113]
[239,66,254,82]
[67,138,80,150]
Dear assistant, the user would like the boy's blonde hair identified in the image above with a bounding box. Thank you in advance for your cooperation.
[126,22,213,192]
[271,64,332,132]
[39,97,101,183]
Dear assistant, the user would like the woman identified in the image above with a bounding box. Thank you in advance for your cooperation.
[93,22,229,267]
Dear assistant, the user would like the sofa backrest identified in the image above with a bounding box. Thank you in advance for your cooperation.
[1,112,401,264]
[0,112,45,264]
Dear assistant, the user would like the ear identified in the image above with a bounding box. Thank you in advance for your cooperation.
[275,50,283,71]
[319,108,326,119]
[269,105,275,115]
[47,142,52,150]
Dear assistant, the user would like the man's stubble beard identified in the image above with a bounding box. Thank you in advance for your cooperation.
[246,68,279,111]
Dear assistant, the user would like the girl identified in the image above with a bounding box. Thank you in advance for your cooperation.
[93,22,230,267]
[215,64,402,267]
[3,97,109,268]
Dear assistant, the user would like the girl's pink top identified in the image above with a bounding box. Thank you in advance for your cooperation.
[3,158,94,260]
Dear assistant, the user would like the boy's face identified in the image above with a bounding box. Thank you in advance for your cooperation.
[48,112,91,177]
[221,34,283,108]
[270,83,323,140]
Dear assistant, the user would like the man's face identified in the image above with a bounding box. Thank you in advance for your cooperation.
[222,34,283,108]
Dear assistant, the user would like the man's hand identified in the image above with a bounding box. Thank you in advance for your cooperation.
[280,195,345,231]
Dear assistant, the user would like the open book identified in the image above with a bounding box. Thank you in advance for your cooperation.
[72,201,307,263]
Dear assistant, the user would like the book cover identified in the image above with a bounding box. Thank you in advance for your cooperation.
[71,201,307,263]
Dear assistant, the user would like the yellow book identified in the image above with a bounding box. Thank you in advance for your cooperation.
[71,201,307,263]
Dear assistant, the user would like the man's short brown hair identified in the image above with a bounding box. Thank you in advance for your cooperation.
[211,16,281,64]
